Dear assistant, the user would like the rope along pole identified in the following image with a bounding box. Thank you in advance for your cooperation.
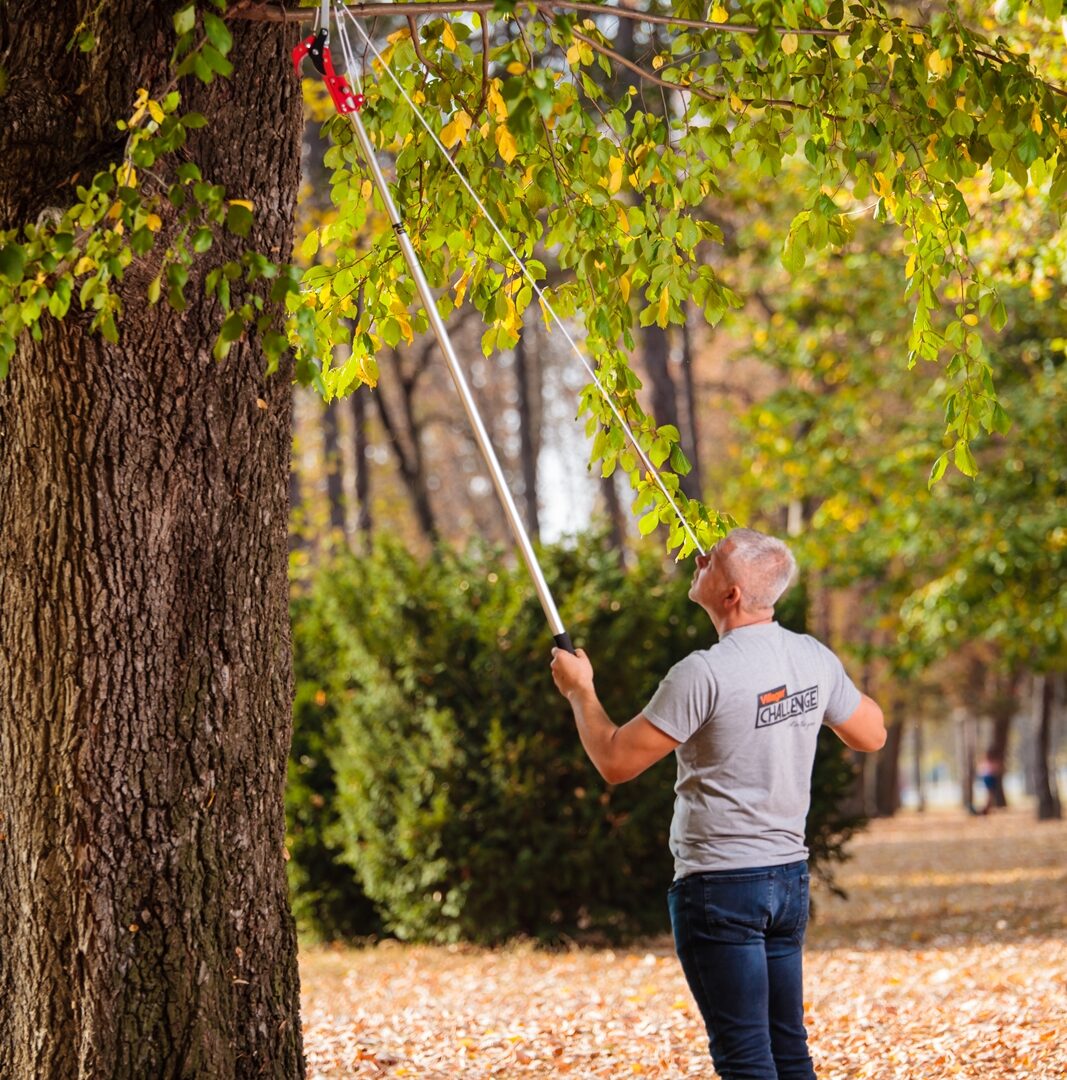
[344,106,576,653]
[340,7,706,558]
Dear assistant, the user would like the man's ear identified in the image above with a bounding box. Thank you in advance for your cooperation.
[724,584,743,608]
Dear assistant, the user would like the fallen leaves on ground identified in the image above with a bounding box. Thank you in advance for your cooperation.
[300,808,1067,1078]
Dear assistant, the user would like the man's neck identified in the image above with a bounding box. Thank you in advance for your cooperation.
[716,611,774,635]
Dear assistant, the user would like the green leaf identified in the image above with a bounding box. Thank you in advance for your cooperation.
[953,440,977,478]
[203,12,233,55]
[638,508,660,536]
[928,452,949,487]
[225,202,254,237]
[219,311,245,343]
[173,4,196,35]
[0,243,26,282]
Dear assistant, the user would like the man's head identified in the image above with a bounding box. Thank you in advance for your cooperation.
[689,527,797,633]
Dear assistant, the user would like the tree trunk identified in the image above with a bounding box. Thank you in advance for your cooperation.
[0,8,305,1078]
[514,325,541,541]
[351,388,373,545]
[1034,674,1063,821]
[873,712,903,817]
[679,306,704,499]
[911,711,926,812]
[986,668,1019,810]
[290,389,309,555]
[322,399,347,539]
[641,323,701,501]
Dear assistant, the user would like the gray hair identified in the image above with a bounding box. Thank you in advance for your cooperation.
[719,527,797,610]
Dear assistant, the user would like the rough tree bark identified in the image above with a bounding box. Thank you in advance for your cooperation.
[0,6,305,1078]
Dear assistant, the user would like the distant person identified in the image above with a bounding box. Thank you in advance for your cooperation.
[551,527,886,1080]
[976,752,1003,815]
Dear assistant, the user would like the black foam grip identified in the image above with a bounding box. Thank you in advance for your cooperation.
[553,631,577,655]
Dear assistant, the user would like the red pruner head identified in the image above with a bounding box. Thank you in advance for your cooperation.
[291,33,315,75]
[326,74,365,115]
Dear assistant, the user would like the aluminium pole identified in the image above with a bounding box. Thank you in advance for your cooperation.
[346,108,576,654]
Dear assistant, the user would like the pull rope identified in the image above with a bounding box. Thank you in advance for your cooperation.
[333,5,705,555]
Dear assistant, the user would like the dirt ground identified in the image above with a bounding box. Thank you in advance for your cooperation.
[299,808,1067,1078]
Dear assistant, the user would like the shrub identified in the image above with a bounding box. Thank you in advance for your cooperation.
[288,533,864,943]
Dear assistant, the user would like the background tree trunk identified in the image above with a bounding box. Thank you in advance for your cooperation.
[1034,674,1063,821]
[873,710,904,818]
[986,668,1019,810]
[322,399,347,539]
[514,325,542,541]
[350,390,373,545]
[0,7,305,1077]
[641,323,701,501]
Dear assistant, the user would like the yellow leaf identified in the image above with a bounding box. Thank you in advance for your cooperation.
[781,33,799,56]
[873,171,889,196]
[74,256,96,275]
[440,110,472,149]
[711,3,728,20]
[454,268,471,308]
[729,92,743,111]
[963,313,978,326]
[145,213,163,232]
[495,124,518,164]
[657,288,670,327]
[926,50,951,77]
[386,27,411,44]
[230,199,254,211]
[615,202,630,232]
[620,272,631,302]
[148,99,164,124]
[441,22,457,51]
[607,155,624,194]
[506,61,526,75]
[652,55,665,70]
[1031,110,1043,134]
[129,105,147,125]
[487,81,508,122]
[360,179,373,202]
[905,251,916,278]
[566,43,581,65]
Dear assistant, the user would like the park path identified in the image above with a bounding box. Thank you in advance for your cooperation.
[300,808,1067,1079]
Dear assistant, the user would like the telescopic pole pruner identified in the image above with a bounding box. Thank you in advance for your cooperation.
[293,3,576,654]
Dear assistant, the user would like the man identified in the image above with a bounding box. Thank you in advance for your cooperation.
[550,527,885,1080]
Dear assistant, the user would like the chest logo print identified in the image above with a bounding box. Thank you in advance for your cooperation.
[755,684,819,728]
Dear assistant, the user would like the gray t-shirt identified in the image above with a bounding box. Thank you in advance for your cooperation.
[643,622,861,879]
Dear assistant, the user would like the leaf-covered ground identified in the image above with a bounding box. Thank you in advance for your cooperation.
[299,809,1067,1078]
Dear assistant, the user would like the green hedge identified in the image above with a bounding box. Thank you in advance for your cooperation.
[287,534,865,943]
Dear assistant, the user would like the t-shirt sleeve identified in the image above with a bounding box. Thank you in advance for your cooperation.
[642,653,716,743]
[821,647,863,727]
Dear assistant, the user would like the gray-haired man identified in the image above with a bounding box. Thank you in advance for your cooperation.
[550,527,885,1080]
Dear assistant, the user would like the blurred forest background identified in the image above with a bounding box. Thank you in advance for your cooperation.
[284,1,1065,946]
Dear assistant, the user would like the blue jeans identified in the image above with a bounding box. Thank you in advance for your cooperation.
[668,861,816,1080]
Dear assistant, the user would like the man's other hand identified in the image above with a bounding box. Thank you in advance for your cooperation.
[550,647,594,700]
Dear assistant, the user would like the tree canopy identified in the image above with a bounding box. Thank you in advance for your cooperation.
[1,0,1064,555]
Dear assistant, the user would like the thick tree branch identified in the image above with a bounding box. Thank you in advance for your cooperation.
[237,2,1067,99]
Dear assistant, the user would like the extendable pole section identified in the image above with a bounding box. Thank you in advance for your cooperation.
[347,109,576,654]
